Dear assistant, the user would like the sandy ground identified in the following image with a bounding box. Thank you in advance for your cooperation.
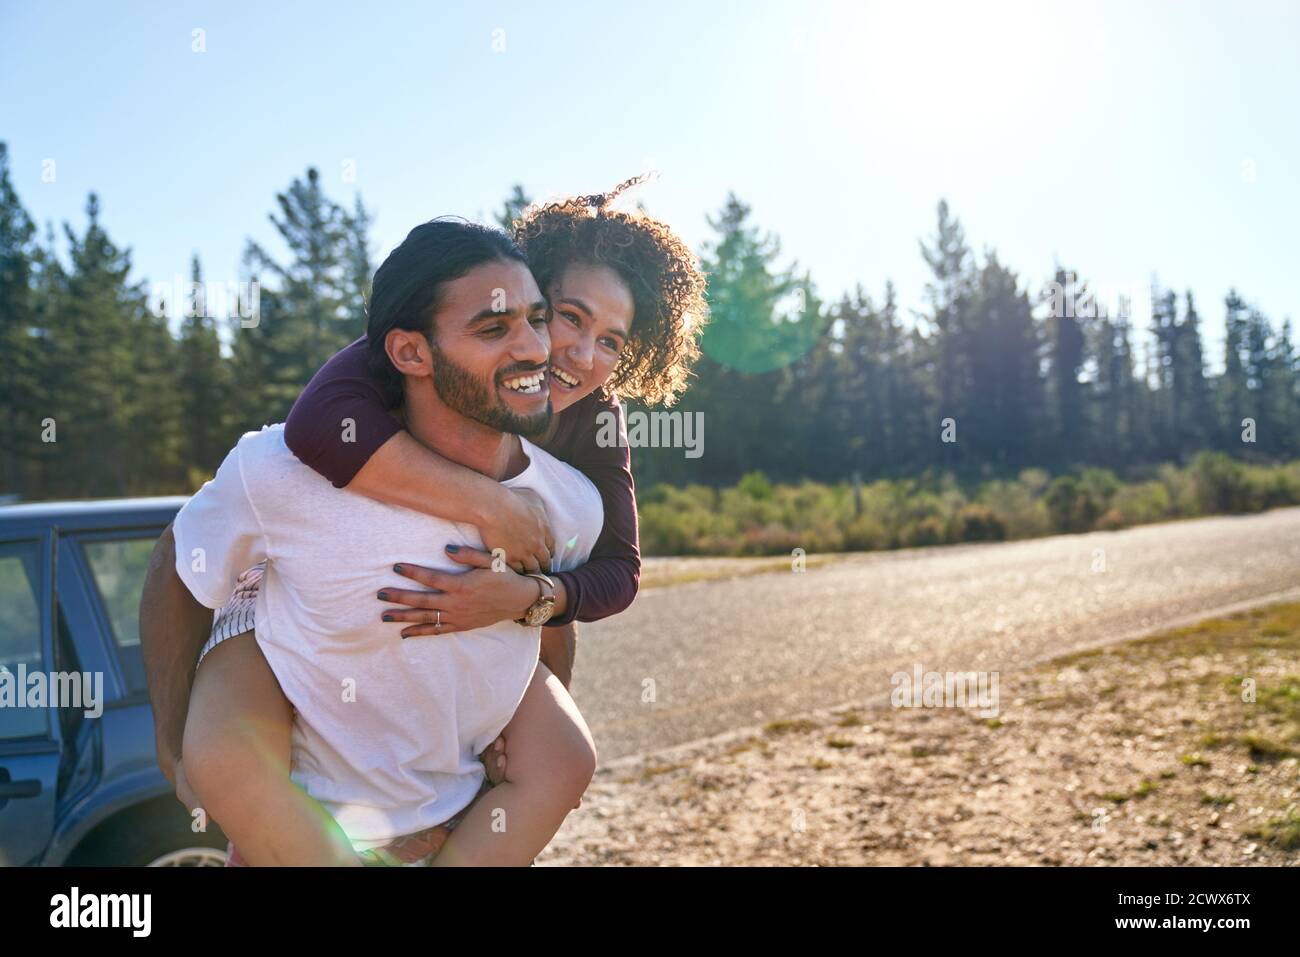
[538,602,1300,866]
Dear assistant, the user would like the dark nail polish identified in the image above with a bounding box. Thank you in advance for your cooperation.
[377,591,390,601]
[446,544,459,553]
[393,564,403,573]
[383,614,394,622]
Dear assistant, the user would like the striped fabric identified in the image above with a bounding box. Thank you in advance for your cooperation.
[197,561,265,667]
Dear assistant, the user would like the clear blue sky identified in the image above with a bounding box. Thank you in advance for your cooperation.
[3,0,1298,368]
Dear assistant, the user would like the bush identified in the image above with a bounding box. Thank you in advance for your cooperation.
[977,479,1052,538]
[635,455,1300,556]
[1108,481,1172,526]
[843,515,890,551]
[1190,452,1249,514]
[951,503,1006,542]
[1079,468,1120,510]
[1243,466,1300,511]
[1044,476,1102,533]
[737,470,774,501]
[899,515,948,548]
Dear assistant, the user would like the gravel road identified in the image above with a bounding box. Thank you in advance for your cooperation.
[570,508,1300,763]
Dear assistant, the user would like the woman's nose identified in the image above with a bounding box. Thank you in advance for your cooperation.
[566,335,596,370]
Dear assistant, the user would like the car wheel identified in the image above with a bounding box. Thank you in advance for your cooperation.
[64,797,230,867]
[147,846,228,867]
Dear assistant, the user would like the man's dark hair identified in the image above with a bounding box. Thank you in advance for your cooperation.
[366,217,526,408]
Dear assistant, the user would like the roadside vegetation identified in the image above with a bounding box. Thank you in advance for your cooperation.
[638,452,1300,556]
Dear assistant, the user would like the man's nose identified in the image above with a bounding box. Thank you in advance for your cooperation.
[512,315,550,366]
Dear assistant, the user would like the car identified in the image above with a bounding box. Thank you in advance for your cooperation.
[0,497,228,866]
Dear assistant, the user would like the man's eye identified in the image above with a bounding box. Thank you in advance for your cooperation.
[529,314,549,327]
[480,326,505,338]
[562,311,581,326]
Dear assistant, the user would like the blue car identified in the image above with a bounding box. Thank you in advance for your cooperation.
[0,497,228,866]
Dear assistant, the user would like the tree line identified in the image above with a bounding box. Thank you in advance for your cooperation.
[1,140,1296,504]
[638,196,1298,489]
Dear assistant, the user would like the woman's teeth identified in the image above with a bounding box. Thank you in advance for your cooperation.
[551,367,580,388]
[503,372,546,394]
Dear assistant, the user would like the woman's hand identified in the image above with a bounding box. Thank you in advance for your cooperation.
[477,487,554,574]
[380,553,541,637]
[479,736,507,785]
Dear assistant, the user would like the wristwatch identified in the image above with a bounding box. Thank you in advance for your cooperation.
[516,573,557,627]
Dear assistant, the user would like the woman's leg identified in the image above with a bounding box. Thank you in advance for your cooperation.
[432,662,596,866]
[183,632,360,866]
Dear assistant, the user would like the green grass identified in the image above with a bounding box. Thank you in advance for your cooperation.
[1246,809,1300,851]
[1240,734,1296,762]
[764,718,819,736]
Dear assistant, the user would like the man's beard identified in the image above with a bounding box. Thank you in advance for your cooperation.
[427,342,553,437]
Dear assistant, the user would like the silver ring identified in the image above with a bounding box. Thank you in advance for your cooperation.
[435,610,442,630]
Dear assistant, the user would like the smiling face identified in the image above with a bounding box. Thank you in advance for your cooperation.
[544,262,635,412]
[398,258,554,435]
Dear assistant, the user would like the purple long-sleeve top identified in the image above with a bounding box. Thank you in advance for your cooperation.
[282,338,639,625]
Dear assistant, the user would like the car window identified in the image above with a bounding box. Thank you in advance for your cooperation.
[82,536,157,693]
[0,541,50,741]
[82,538,155,650]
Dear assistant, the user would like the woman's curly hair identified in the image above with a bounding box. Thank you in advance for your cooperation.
[512,175,707,407]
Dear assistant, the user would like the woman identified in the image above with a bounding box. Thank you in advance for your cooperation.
[181,177,707,865]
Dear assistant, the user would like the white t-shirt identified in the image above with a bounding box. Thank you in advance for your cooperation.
[172,424,602,849]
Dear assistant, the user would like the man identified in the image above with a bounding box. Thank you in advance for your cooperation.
[140,218,602,864]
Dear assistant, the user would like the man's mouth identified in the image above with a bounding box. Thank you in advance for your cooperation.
[550,365,581,390]
[500,370,548,395]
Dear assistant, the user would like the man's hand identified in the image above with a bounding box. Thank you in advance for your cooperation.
[169,756,203,814]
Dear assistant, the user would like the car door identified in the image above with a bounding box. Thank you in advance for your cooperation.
[0,531,61,866]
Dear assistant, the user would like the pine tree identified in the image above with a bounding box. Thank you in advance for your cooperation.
[1221,289,1251,448]
[965,251,1041,472]
[340,195,374,338]
[0,143,37,495]
[689,194,825,480]
[1175,290,1211,456]
[1268,319,1298,456]
[495,185,532,231]
[1244,306,1277,455]
[41,194,182,496]
[1149,283,1179,460]
[177,254,228,482]
[919,200,975,471]
[1046,266,1087,467]
[1088,304,1137,468]
[233,168,366,429]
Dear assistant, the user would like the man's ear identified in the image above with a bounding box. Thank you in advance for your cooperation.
[385,328,432,378]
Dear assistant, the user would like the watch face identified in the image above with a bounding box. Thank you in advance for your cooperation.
[526,601,555,627]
